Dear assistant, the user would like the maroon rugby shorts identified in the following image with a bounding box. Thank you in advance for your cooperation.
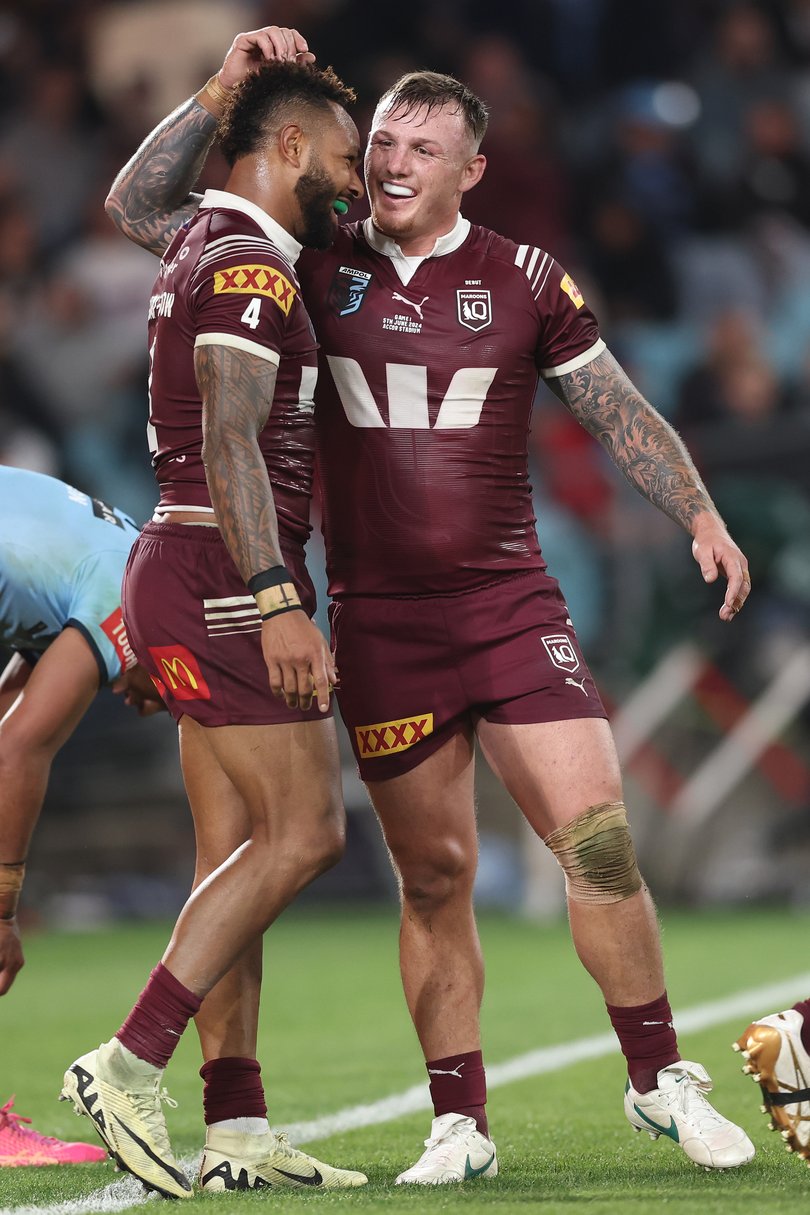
[330,569,605,781]
[122,522,332,726]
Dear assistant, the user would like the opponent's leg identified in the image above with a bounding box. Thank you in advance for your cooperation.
[367,731,498,1184]
[477,716,754,1169]
[733,999,810,1162]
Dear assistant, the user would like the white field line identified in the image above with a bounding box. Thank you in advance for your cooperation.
[6,970,810,1215]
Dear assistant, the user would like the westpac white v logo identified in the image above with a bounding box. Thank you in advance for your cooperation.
[326,356,497,429]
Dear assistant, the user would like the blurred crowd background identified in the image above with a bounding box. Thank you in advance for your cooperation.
[2,0,809,923]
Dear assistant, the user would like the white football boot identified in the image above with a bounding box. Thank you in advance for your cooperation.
[625,1060,755,1170]
[734,1008,810,1163]
[395,1112,498,1185]
[61,1040,192,1198]
[199,1127,367,1190]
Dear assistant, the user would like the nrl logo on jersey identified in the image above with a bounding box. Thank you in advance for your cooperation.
[457,288,492,332]
[329,265,372,317]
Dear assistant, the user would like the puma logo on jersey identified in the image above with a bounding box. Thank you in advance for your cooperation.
[565,677,588,696]
[392,292,429,320]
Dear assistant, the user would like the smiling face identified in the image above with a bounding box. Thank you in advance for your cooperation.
[297,104,364,248]
[365,100,486,255]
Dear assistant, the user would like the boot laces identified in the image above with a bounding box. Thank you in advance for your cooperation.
[0,1097,64,1147]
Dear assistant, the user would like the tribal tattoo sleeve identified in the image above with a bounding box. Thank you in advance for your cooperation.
[546,349,719,534]
[106,99,216,256]
[196,344,283,582]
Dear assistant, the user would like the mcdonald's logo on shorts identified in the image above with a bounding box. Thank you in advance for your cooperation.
[147,644,211,701]
[355,713,434,758]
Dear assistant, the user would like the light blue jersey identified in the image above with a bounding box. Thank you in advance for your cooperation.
[0,468,140,684]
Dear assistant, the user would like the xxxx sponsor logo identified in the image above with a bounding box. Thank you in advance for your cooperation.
[355,713,434,757]
[560,272,585,310]
[147,643,211,701]
[213,264,296,314]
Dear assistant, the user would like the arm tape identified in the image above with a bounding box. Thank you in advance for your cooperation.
[0,862,25,920]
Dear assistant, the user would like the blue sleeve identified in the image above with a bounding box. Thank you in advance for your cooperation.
[66,548,136,684]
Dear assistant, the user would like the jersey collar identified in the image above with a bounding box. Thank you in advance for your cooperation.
[199,189,302,265]
[362,213,471,263]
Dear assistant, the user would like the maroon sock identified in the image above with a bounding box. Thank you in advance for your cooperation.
[199,1056,268,1125]
[792,999,810,1055]
[426,1051,488,1137]
[117,963,202,1069]
[606,991,680,1094]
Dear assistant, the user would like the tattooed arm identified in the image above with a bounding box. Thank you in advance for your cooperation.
[195,344,335,710]
[105,26,315,256]
[105,100,216,256]
[547,348,751,621]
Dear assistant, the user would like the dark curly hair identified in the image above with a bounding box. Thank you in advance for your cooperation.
[219,61,356,167]
[375,71,488,148]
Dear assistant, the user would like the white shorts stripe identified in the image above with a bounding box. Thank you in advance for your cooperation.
[204,608,260,621]
[203,595,256,608]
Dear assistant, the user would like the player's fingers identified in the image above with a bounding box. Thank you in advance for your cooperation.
[312,655,332,713]
[0,952,22,997]
[720,564,751,621]
[295,662,316,713]
[692,538,719,584]
[265,660,285,700]
[280,661,302,709]
[291,29,314,60]
[267,26,297,59]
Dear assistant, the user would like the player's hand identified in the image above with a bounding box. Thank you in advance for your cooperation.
[219,26,315,89]
[691,515,751,622]
[261,611,336,713]
[0,917,23,996]
[112,665,166,716]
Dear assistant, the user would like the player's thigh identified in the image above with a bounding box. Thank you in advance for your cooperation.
[476,717,622,838]
[191,714,344,838]
[367,728,478,876]
[178,715,253,878]
[331,595,466,779]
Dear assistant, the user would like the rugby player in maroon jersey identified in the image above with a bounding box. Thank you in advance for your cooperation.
[62,33,368,1196]
[99,24,755,1184]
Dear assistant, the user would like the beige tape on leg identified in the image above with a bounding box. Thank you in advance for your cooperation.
[0,862,25,919]
[543,801,642,905]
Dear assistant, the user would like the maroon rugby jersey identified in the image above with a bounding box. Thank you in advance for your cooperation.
[298,216,604,596]
[146,189,318,553]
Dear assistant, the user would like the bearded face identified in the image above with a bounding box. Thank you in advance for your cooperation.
[295,152,340,250]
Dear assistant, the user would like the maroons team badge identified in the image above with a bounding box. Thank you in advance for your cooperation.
[329,265,372,317]
[541,633,580,673]
[457,288,492,332]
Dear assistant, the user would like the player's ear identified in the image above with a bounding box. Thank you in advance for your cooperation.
[460,153,486,194]
[278,122,307,169]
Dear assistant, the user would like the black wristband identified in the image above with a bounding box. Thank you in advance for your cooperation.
[248,565,293,594]
[248,566,303,620]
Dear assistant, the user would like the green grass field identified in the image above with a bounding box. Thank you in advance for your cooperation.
[2,905,810,1213]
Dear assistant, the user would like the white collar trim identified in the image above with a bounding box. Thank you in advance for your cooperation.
[199,189,302,265]
[362,213,470,262]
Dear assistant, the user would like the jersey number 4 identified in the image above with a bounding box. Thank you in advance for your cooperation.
[327,356,497,429]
